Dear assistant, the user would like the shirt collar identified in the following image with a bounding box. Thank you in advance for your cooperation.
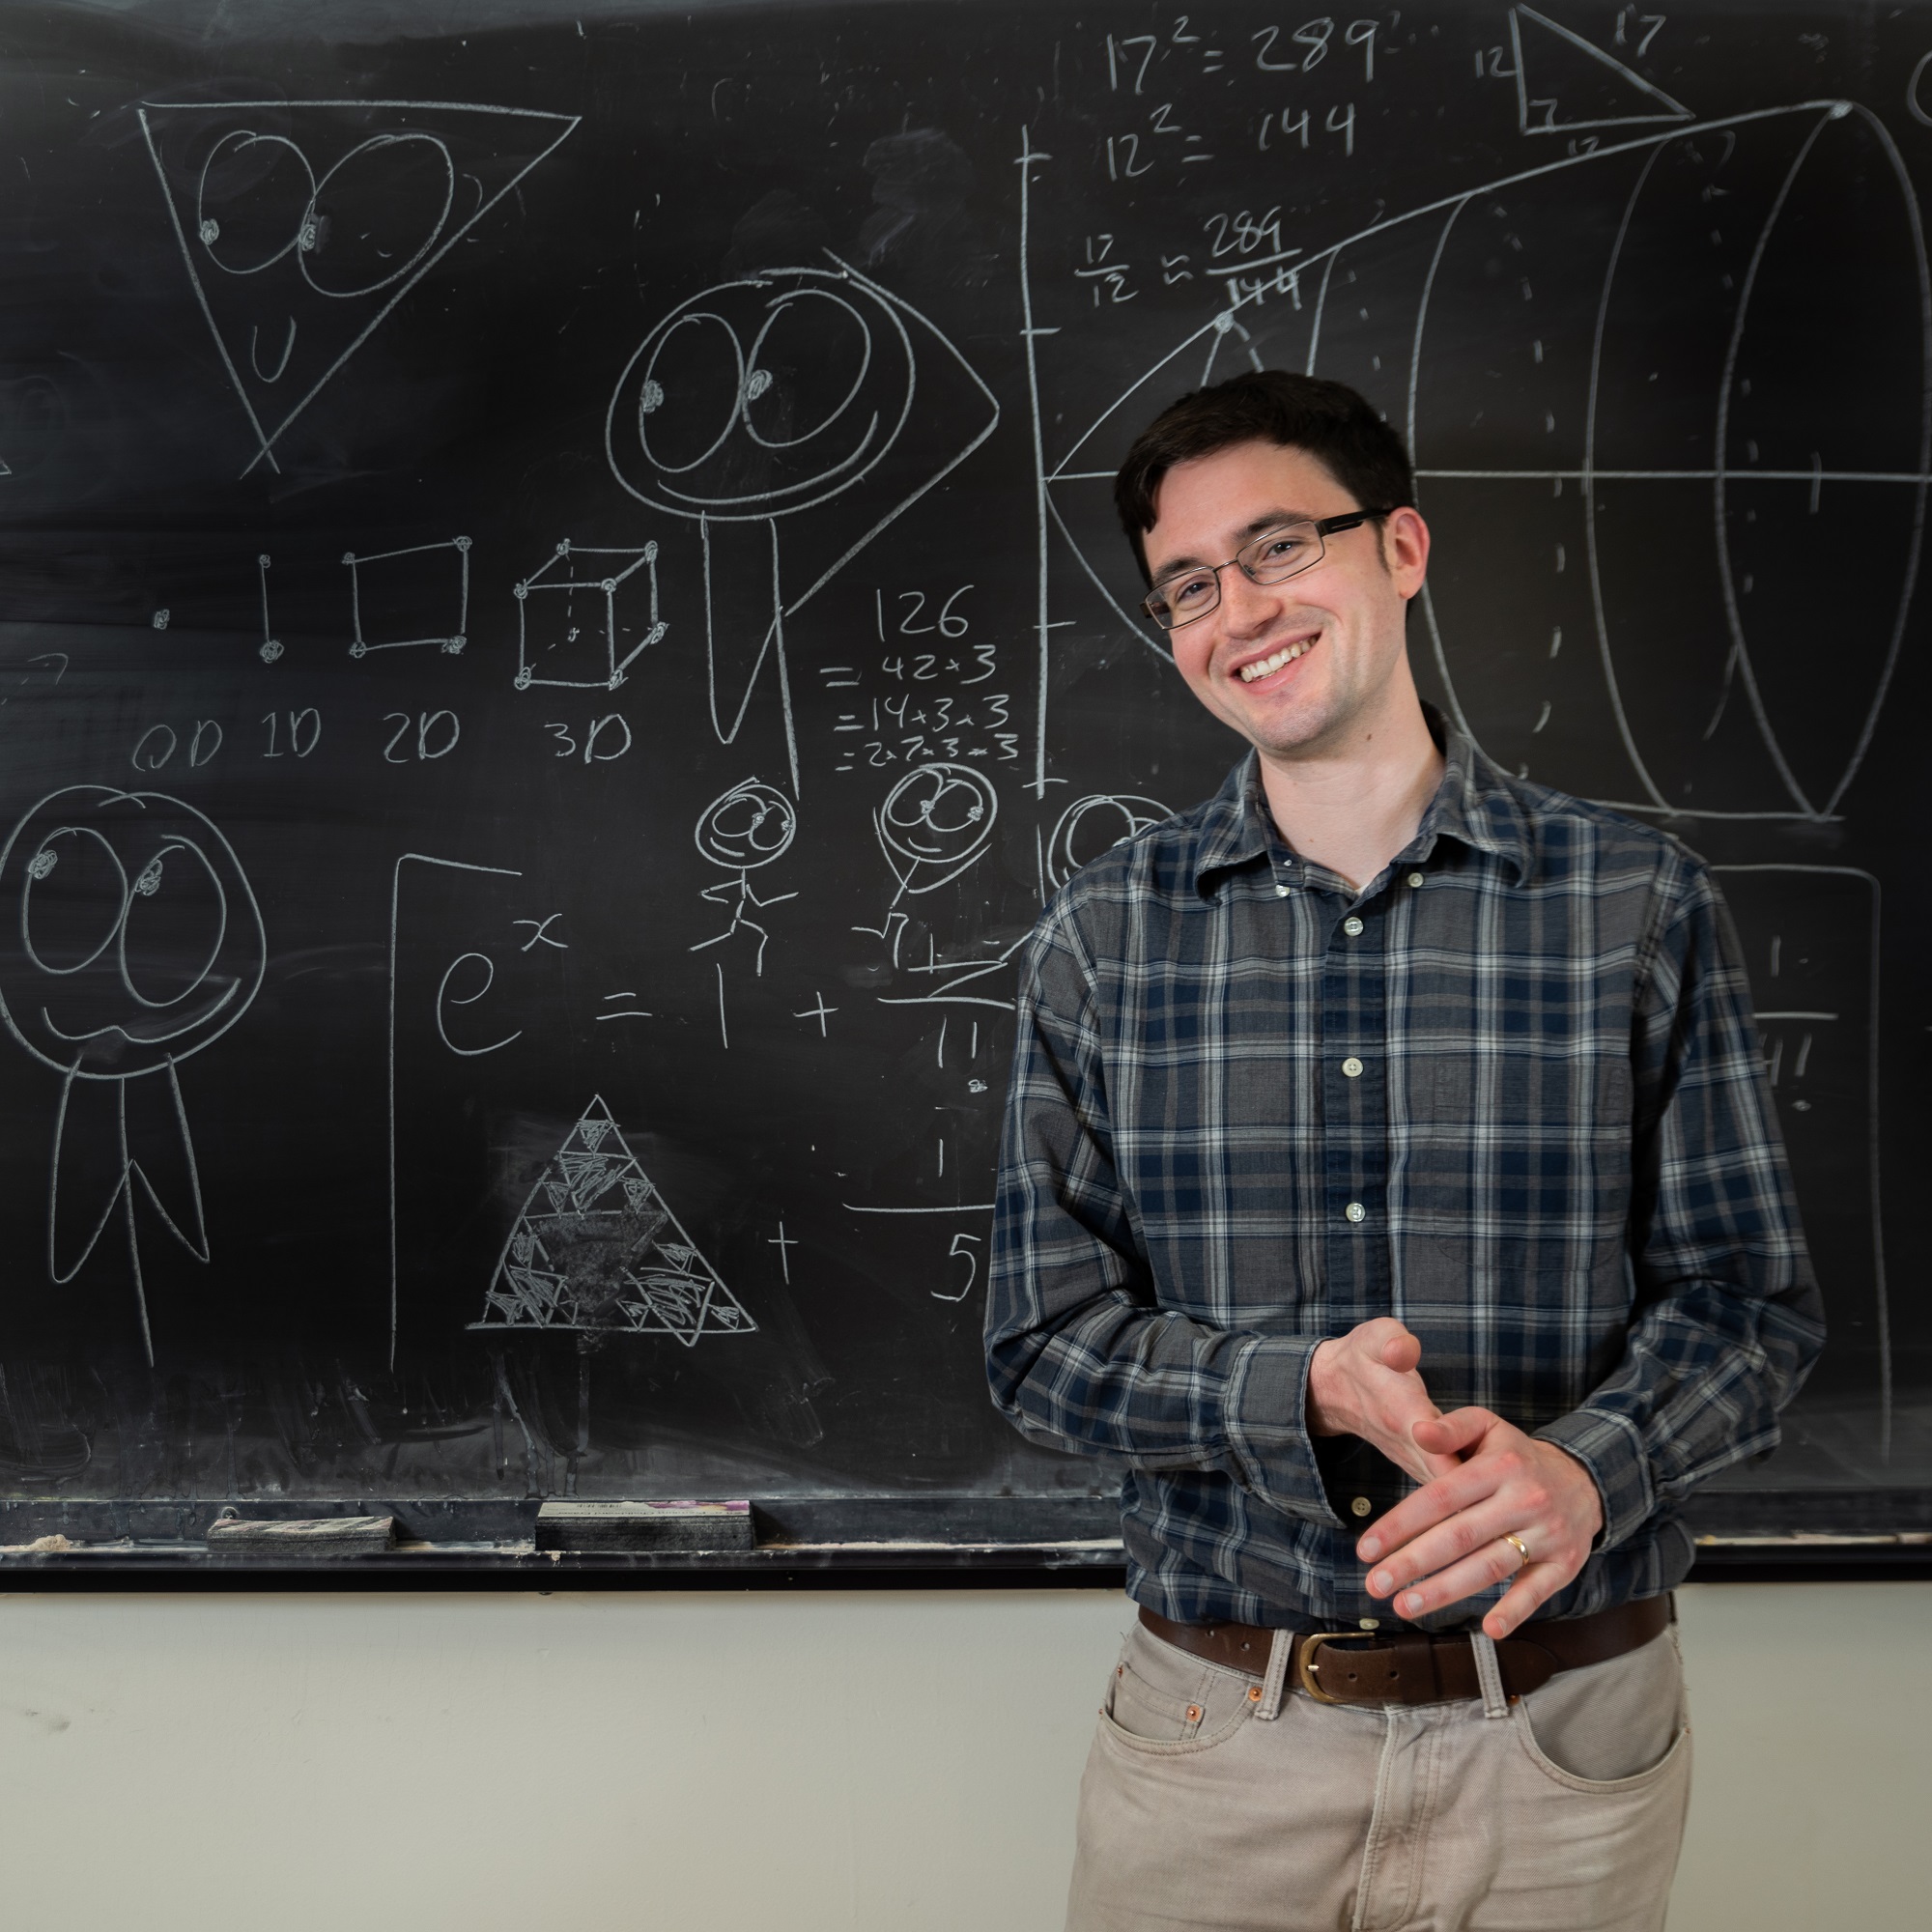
[1192,704,1533,892]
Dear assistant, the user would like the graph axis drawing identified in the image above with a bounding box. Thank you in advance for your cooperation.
[1033,99,1932,827]
[472,1095,755,1346]
[513,540,665,691]
[136,99,581,477]
[345,535,471,656]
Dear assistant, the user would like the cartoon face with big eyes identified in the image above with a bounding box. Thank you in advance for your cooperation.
[0,788,266,1358]
[0,788,265,1080]
[1045,794,1173,894]
[606,269,917,522]
[875,762,999,901]
[693,779,799,870]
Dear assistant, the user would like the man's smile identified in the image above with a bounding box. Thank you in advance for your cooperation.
[1235,631,1320,685]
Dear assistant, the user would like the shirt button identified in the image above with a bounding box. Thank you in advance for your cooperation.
[1342,1056,1364,1078]
[1350,1495,1373,1519]
[1343,915,1364,936]
[1359,1617,1381,1631]
[1344,1201,1366,1224]
[1276,883,1290,897]
[1407,871,1424,889]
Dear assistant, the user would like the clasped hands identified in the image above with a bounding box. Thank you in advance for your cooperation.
[1307,1317,1604,1640]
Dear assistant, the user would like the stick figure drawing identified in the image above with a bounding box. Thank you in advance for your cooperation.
[689,777,798,978]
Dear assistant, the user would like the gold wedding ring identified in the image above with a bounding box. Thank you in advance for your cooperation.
[1501,1532,1531,1565]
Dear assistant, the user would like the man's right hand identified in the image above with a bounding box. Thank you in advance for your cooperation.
[1307,1318,1463,1488]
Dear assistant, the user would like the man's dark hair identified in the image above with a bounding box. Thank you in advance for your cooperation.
[1113,370,1415,582]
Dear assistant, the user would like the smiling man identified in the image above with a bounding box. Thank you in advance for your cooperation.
[985,371,1824,1932]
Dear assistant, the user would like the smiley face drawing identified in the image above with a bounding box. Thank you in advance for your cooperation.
[605,259,1000,795]
[0,787,266,1361]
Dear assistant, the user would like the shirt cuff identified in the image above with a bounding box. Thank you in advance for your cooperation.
[1535,1407,1654,1551]
[1227,1336,1345,1526]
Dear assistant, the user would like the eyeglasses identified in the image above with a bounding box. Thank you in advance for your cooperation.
[1141,510,1394,632]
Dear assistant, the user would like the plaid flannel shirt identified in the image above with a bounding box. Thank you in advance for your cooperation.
[986,717,1824,1630]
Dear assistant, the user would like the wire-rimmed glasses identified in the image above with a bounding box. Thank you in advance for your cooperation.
[1141,510,1394,631]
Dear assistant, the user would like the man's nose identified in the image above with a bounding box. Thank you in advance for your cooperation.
[1217,565,1283,638]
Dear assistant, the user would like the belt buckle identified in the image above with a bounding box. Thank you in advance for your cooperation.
[1294,1631,1379,1705]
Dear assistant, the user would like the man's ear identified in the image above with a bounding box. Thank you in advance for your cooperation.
[1382,506,1431,599]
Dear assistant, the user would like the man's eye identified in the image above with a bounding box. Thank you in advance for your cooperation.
[1260,536,1304,562]
[1168,575,1213,606]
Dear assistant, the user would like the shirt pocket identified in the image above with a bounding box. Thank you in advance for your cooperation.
[1399,1051,1638,1414]
[1398,1048,1634,1252]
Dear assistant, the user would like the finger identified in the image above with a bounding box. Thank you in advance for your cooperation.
[1482,1565,1564,1640]
[1376,1536,1526,1622]
[1410,1406,1496,1459]
[1349,1383,1443,1483]
[1374,1395,1458,1485]
[1357,1462,1508,1562]
[1376,1323,1422,1375]
[1362,1501,1528,1598]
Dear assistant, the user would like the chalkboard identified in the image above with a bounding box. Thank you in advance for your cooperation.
[2,0,1928,1555]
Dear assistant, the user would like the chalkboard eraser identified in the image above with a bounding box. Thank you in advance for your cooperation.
[535,1499,755,1553]
[206,1512,396,1552]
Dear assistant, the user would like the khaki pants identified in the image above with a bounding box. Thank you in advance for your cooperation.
[1066,1614,1690,1932]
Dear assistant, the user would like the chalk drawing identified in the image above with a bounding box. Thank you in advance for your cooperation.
[690,777,798,982]
[513,540,664,691]
[1043,792,1173,895]
[875,761,998,904]
[138,99,580,476]
[0,787,266,1362]
[472,1095,755,1344]
[346,535,471,657]
[606,256,999,795]
[1040,101,1930,824]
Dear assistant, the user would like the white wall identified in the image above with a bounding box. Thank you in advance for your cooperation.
[0,1579,1924,1930]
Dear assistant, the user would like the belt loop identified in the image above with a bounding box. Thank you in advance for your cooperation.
[1470,1630,1509,1719]
[1253,1626,1295,1721]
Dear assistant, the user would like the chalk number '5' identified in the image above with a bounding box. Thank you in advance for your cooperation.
[935,1232,982,1303]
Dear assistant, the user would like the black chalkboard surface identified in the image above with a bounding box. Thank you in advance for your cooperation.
[2,0,1928,1561]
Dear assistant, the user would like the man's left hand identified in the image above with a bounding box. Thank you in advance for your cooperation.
[1354,1409,1605,1639]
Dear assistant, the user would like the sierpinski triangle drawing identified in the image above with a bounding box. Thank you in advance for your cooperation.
[472,1095,754,1346]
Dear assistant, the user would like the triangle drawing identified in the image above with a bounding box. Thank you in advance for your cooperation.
[1510,7,1692,136]
[137,99,580,478]
[473,1095,756,1347]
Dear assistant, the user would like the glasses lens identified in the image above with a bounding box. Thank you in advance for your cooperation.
[1146,570,1218,630]
[1241,523,1321,582]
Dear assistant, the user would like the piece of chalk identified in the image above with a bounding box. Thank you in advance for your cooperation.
[206,1513,396,1550]
[0,1534,77,1556]
[535,1499,755,1552]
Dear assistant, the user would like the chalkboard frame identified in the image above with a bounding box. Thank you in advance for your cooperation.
[3,0,1930,1577]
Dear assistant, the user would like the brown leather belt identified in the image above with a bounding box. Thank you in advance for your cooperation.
[1139,1595,1672,1706]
